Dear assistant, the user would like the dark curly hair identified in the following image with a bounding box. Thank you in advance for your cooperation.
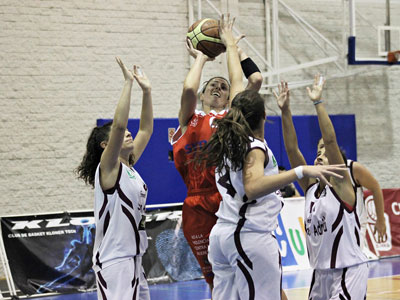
[194,89,266,173]
[75,122,112,187]
[75,122,136,188]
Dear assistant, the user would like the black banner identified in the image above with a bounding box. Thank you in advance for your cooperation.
[1,207,203,296]
[1,211,96,295]
[142,207,202,284]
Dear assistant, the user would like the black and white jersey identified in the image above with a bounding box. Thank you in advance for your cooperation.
[347,159,367,226]
[92,162,148,272]
[304,183,367,270]
[215,138,284,232]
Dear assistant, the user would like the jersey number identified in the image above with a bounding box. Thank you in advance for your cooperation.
[218,171,236,198]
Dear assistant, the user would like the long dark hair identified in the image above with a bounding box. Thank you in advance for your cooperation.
[76,121,136,187]
[76,122,112,187]
[195,89,266,173]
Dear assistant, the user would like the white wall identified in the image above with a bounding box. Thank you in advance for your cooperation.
[0,0,399,279]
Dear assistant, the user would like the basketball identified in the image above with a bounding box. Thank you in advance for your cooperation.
[187,18,226,58]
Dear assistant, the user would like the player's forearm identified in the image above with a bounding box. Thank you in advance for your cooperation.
[245,170,299,200]
[226,44,243,99]
[314,103,335,142]
[314,103,337,146]
[372,188,385,221]
[281,108,300,154]
[113,80,133,129]
[138,89,153,135]
[239,48,262,91]
[182,54,208,96]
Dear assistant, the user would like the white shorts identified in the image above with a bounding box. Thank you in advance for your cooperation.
[308,263,368,300]
[95,256,150,300]
[209,223,282,300]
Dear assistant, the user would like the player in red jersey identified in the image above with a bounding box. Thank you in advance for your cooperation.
[171,14,263,290]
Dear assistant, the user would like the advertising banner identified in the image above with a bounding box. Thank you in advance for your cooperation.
[142,207,202,284]
[0,211,96,295]
[364,188,400,257]
[0,208,203,296]
[275,197,310,271]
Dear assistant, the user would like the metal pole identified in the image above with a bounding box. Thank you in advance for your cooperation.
[265,0,273,85]
[198,0,202,20]
[188,0,194,66]
[342,0,348,72]
[0,221,18,297]
[385,0,391,51]
[349,0,356,37]
[272,0,279,83]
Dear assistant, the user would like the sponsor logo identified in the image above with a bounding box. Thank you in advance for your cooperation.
[305,215,327,237]
[168,128,176,143]
[189,116,199,127]
[145,211,182,223]
[127,169,136,179]
[391,202,400,216]
[365,195,392,251]
[11,217,95,230]
[272,155,277,167]
[184,140,207,154]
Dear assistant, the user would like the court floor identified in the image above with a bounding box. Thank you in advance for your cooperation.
[16,256,400,300]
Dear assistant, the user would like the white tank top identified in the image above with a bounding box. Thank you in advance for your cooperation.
[215,138,284,232]
[92,162,148,271]
[347,159,367,226]
[304,183,367,270]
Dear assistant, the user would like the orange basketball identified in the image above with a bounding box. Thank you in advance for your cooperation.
[187,19,226,58]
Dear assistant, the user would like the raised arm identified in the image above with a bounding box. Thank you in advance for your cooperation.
[100,58,135,186]
[274,81,310,192]
[179,39,212,129]
[219,14,244,103]
[238,47,263,92]
[308,75,354,206]
[243,148,345,200]
[132,66,153,165]
[353,161,387,242]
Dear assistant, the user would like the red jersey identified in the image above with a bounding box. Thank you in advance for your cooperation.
[171,109,227,196]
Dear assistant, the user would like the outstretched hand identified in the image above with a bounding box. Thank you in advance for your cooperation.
[133,65,151,92]
[307,74,325,102]
[185,37,214,61]
[116,57,134,82]
[219,13,244,48]
[273,81,290,111]
[303,164,346,187]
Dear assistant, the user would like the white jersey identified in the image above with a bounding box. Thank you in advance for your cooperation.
[348,159,367,225]
[92,162,148,272]
[305,183,367,270]
[215,138,284,232]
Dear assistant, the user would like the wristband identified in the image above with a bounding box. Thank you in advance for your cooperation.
[294,166,304,179]
[240,57,261,79]
[313,100,323,105]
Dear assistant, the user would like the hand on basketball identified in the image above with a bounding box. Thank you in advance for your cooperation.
[133,65,151,92]
[307,74,325,102]
[116,57,134,82]
[303,164,346,187]
[374,218,387,243]
[273,81,290,111]
[185,37,214,61]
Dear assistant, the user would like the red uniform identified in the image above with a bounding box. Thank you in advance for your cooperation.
[171,109,227,285]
